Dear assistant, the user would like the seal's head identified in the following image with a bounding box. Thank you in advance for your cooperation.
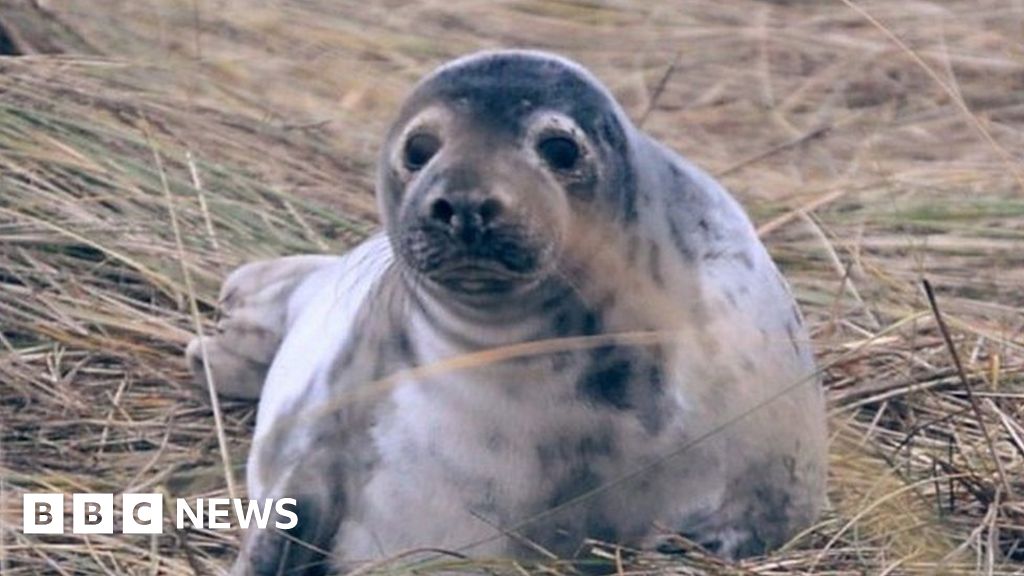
[378,50,635,300]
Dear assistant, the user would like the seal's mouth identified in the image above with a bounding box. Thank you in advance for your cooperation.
[429,259,530,294]
[398,223,550,296]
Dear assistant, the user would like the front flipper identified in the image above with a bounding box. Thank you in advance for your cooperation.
[232,445,346,576]
[186,255,338,399]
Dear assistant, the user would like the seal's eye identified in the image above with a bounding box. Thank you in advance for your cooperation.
[404,133,441,171]
[537,136,580,171]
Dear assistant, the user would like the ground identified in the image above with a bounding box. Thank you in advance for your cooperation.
[1,1,1023,574]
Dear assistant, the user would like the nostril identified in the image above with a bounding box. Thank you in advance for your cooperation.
[479,198,503,225]
[429,198,455,226]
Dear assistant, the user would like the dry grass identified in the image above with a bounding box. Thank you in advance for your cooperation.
[1,0,1023,574]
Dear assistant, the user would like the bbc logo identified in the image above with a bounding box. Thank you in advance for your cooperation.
[24,493,163,535]
[24,493,298,534]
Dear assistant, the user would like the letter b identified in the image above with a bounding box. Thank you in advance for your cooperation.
[73,494,113,534]
[23,494,64,534]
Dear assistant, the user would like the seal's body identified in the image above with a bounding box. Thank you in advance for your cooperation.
[188,50,827,575]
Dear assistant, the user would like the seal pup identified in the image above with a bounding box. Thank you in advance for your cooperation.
[187,49,827,575]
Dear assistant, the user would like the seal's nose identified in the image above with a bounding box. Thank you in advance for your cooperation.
[428,195,504,245]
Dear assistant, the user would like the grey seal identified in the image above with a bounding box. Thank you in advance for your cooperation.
[187,49,827,575]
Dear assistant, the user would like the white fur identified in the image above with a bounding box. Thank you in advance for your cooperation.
[248,235,391,498]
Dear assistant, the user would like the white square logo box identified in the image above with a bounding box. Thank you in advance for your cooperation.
[122,493,163,534]
[72,493,114,534]
[23,493,64,534]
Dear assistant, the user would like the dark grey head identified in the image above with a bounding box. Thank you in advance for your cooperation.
[378,50,636,300]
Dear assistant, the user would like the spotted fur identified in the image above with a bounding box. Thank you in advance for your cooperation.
[187,50,827,575]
